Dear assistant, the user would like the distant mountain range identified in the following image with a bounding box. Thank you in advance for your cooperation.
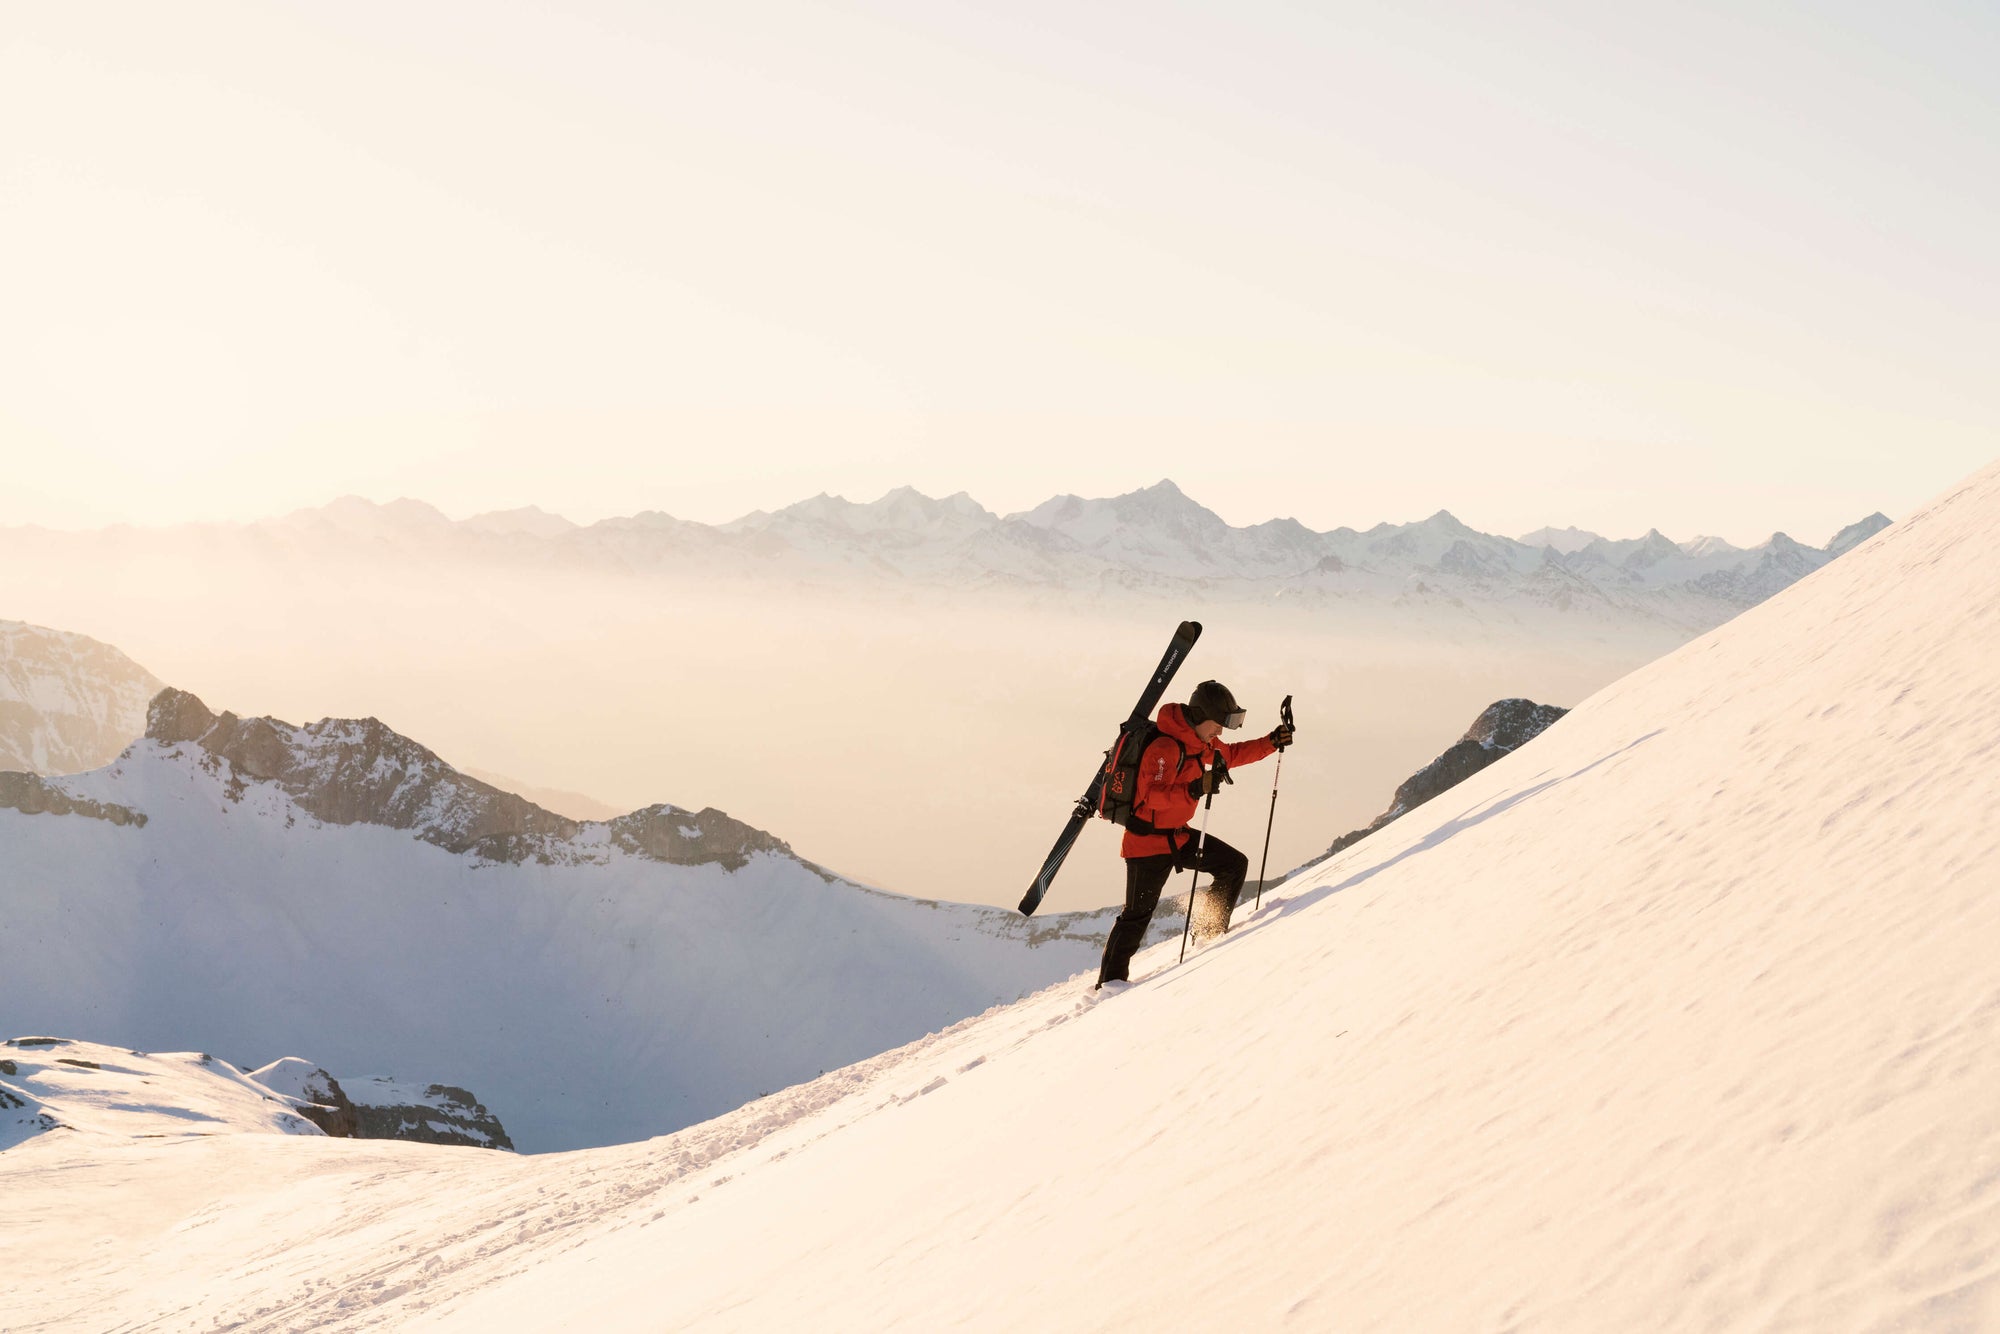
[4,483,1893,631]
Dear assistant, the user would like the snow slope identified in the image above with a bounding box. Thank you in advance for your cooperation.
[4,461,1994,1331]
[1,1039,324,1151]
[0,702,1173,1153]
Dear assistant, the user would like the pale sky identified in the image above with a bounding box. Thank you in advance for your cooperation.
[4,1,1994,545]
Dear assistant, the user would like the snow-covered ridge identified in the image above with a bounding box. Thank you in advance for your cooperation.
[142,686,806,872]
[4,487,1893,627]
[1,1038,324,1151]
[0,619,163,774]
[1,688,1182,1152]
[285,485,1888,612]
[0,770,146,827]
[1,1040,513,1153]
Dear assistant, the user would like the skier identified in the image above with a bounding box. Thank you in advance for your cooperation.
[1097,679,1295,988]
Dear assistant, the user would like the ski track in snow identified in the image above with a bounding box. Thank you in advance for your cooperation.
[3,965,1144,1332]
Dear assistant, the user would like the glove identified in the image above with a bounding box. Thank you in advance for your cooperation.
[1186,756,1233,800]
[1269,723,1295,750]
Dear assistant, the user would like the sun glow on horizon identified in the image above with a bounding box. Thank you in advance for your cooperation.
[4,1,1994,543]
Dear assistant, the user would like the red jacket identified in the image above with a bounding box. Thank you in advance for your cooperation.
[1121,702,1278,858]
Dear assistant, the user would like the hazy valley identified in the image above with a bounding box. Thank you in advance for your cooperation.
[0,481,1880,911]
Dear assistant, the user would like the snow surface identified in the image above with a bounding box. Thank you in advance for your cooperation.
[4,461,1995,1331]
[0,1039,323,1150]
[0,732,1171,1152]
[244,1056,340,1106]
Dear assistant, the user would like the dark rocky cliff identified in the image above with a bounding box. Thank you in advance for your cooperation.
[248,1057,514,1150]
[1303,698,1568,868]
[0,771,147,827]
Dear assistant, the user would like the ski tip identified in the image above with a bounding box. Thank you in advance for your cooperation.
[1179,620,1203,640]
[1017,888,1044,917]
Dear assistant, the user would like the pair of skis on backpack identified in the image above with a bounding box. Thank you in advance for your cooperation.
[1017,620,1203,919]
[1020,620,1294,954]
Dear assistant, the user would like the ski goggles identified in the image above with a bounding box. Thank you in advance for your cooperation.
[1220,706,1246,729]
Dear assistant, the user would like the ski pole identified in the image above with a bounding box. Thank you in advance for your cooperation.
[1178,778,1217,964]
[1253,694,1294,913]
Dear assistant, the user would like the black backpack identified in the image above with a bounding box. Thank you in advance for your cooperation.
[1095,721,1184,835]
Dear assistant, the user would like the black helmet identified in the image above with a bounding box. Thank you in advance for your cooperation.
[1186,680,1246,730]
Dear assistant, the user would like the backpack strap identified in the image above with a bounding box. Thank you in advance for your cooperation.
[1124,736,1189,838]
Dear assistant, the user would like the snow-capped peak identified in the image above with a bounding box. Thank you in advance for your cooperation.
[1416,508,1473,534]
[274,495,455,536]
[1519,524,1605,554]
[723,487,998,543]
[1826,511,1892,558]
[459,505,579,539]
[1679,534,1742,558]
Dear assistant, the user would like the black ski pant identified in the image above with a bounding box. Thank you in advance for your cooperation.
[1098,832,1249,985]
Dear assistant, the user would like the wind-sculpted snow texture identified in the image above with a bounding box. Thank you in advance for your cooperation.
[0,695,1175,1152]
[0,619,163,774]
[1303,697,1569,864]
[1,461,1988,1331]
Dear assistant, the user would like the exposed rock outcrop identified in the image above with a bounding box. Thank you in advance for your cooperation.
[342,1078,515,1150]
[146,688,574,854]
[140,687,810,874]
[246,1059,513,1149]
[144,687,218,745]
[1304,699,1568,867]
[0,771,147,827]
[246,1058,360,1138]
[607,803,798,873]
